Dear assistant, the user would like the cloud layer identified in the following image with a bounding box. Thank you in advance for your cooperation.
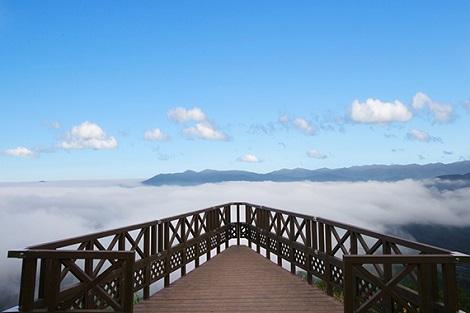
[1,180,470,309]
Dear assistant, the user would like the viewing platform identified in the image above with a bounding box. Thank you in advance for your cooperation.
[6,202,470,313]
[135,246,343,313]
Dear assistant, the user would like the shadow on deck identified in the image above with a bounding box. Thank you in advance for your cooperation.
[135,246,343,313]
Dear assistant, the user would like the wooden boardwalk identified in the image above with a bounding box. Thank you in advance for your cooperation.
[135,246,344,313]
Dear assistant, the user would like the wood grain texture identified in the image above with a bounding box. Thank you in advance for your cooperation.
[135,246,343,313]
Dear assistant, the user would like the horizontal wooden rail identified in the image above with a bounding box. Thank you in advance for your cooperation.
[6,202,469,313]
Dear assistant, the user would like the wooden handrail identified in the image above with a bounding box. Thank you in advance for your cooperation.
[6,202,469,313]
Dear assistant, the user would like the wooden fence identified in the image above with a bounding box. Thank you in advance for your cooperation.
[7,202,470,313]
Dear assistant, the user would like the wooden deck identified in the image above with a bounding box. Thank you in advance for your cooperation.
[134,246,344,313]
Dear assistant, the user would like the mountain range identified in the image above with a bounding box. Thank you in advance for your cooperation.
[143,161,470,186]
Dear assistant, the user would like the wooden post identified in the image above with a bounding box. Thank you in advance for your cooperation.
[206,212,211,261]
[247,206,252,249]
[122,256,135,313]
[277,213,282,266]
[318,222,325,253]
[216,210,221,255]
[442,262,458,313]
[306,219,313,284]
[18,257,37,312]
[151,224,157,255]
[312,220,318,251]
[157,222,163,253]
[290,216,295,274]
[45,258,60,312]
[350,232,357,255]
[325,224,333,296]
[343,258,354,313]
[84,241,94,309]
[119,233,126,251]
[164,222,170,287]
[38,259,47,300]
[236,204,240,246]
[225,205,230,249]
[256,208,261,254]
[181,218,186,276]
[265,211,271,260]
[418,263,433,313]
[195,216,200,268]
[143,226,150,299]
[382,241,393,313]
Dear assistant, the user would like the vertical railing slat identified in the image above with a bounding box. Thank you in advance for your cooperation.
[18,257,37,312]
[143,226,150,299]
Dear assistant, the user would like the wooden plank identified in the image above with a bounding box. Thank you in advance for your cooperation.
[135,246,343,313]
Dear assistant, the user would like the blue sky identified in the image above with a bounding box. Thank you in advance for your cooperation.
[1,1,470,181]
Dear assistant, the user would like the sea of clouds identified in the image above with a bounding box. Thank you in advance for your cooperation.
[1,179,470,309]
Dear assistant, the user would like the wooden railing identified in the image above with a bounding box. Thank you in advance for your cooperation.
[6,202,470,313]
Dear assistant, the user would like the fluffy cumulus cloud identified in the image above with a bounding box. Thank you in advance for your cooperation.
[60,122,117,150]
[4,147,34,157]
[168,107,206,123]
[1,180,470,309]
[183,123,227,140]
[407,129,442,143]
[144,128,169,141]
[412,92,453,123]
[350,98,413,123]
[293,118,316,135]
[168,107,227,141]
[237,154,260,163]
[306,149,327,159]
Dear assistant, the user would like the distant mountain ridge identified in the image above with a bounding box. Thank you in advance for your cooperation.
[437,172,470,181]
[143,161,470,186]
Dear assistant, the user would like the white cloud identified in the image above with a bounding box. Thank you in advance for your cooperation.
[407,129,442,143]
[307,149,327,159]
[463,100,470,112]
[51,121,61,129]
[237,154,260,163]
[411,92,431,110]
[350,98,413,123]
[168,107,227,141]
[60,122,117,150]
[183,123,227,141]
[412,92,453,123]
[278,114,289,125]
[4,147,34,158]
[293,118,316,135]
[168,107,206,123]
[144,128,169,141]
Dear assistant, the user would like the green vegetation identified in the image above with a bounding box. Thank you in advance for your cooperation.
[133,294,142,305]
